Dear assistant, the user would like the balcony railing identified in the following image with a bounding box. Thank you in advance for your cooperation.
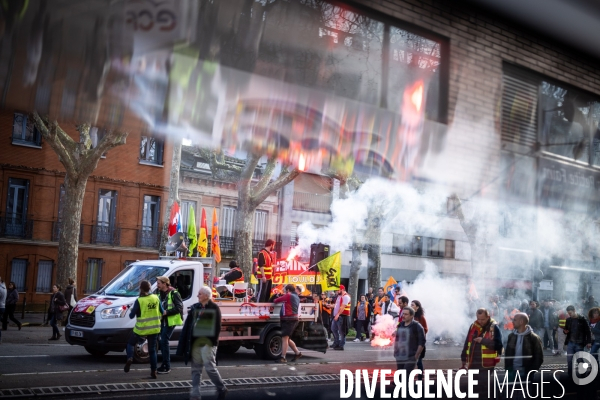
[137,226,161,248]
[0,213,33,239]
[292,192,332,213]
[91,224,121,246]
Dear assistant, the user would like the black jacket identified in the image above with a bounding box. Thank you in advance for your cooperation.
[159,288,184,323]
[504,328,544,372]
[540,306,558,329]
[564,315,592,346]
[527,308,544,330]
[176,301,222,364]
[6,288,18,305]
[49,291,67,319]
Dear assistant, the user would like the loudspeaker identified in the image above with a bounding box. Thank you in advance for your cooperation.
[309,243,330,269]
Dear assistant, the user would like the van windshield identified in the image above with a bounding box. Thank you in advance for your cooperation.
[102,265,168,297]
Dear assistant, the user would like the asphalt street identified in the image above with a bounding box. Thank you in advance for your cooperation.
[0,325,588,400]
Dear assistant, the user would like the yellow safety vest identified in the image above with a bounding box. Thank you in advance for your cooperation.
[166,291,183,327]
[133,294,161,336]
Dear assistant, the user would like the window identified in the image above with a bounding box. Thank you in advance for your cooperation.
[95,189,118,244]
[140,135,164,165]
[445,240,455,259]
[4,178,30,237]
[221,206,236,238]
[10,259,27,292]
[83,127,107,157]
[169,269,194,301]
[36,260,53,292]
[139,195,161,248]
[181,200,197,234]
[85,258,103,293]
[425,238,455,258]
[392,235,422,256]
[12,113,41,146]
[254,210,268,242]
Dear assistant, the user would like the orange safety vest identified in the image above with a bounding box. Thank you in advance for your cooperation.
[256,249,273,280]
[465,320,500,369]
[337,294,351,316]
[374,296,384,315]
[503,309,518,330]
[229,267,245,294]
[321,300,332,315]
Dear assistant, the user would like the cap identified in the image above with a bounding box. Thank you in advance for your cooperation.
[339,285,345,291]
[157,276,170,285]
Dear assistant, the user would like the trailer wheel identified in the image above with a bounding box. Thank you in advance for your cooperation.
[132,337,159,364]
[85,347,108,357]
[256,330,282,360]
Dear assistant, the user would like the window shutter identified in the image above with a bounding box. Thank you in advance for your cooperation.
[157,139,164,165]
[24,180,30,217]
[501,65,540,149]
[36,260,53,292]
[155,197,161,229]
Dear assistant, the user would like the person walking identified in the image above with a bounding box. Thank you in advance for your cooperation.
[0,277,6,344]
[411,300,427,376]
[540,299,558,352]
[526,300,544,339]
[156,276,183,374]
[273,284,302,363]
[460,308,503,398]
[331,285,351,351]
[256,239,275,303]
[124,280,162,379]
[352,295,371,342]
[176,286,228,400]
[394,307,425,374]
[563,304,592,379]
[48,284,67,340]
[504,313,544,399]
[588,307,600,362]
[2,282,22,330]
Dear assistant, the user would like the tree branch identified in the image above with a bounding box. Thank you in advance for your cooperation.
[251,154,277,198]
[32,112,77,173]
[251,166,300,207]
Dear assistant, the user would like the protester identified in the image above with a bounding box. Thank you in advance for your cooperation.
[556,303,568,356]
[0,277,6,344]
[331,285,351,351]
[540,299,558,352]
[220,260,244,298]
[352,294,371,342]
[503,300,520,347]
[588,307,600,362]
[411,300,427,376]
[320,292,333,341]
[394,307,425,374]
[156,276,183,374]
[2,282,21,330]
[256,239,275,302]
[273,284,302,363]
[564,304,592,379]
[373,287,385,322]
[504,313,543,398]
[584,295,598,312]
[124,280,162,379]
[527,300,544,339]
[176,286,227,400]
[48,284,67,340]
[460,308,503,397]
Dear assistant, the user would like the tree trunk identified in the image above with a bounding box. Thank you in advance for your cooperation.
[235,199,255,281]
[56,175,87,290]
[348,241,363,317]
[159,138,182,255]
[366,208,382,291]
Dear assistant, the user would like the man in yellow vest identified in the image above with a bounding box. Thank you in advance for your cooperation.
[460,308,503,397]
[256,239,275,302]
[156,276,183,374]
[124,280,162,379]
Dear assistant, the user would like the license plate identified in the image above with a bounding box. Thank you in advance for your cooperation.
[70,330,83,338]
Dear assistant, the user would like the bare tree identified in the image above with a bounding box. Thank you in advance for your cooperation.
[32,113,128,289]
[197,149,300,279]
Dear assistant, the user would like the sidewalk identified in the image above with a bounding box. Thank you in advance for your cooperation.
[3,312,50,327]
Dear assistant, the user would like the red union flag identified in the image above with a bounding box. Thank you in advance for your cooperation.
[211,208,221,262]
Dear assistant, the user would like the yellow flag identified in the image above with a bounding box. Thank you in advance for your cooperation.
[317,252,341,291]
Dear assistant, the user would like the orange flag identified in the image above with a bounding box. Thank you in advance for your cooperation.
[197,208,208,257]
[211,208,222,263]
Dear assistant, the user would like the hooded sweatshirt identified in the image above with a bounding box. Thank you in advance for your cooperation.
[512,325,533,370]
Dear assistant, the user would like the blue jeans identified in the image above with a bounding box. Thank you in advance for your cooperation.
[0,308,4,340]
[331,316,347,348]
[160,325,176,368]
[567,342,584,378]
[50,314,60,337]
[126,333,158,371]
[591,342,600,362]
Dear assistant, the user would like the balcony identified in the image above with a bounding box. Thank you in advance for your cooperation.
[0,213,33,239]
[208,236,281,258]
[90,224,121,246]
[292,192,332,213]
[137,226,161,248]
